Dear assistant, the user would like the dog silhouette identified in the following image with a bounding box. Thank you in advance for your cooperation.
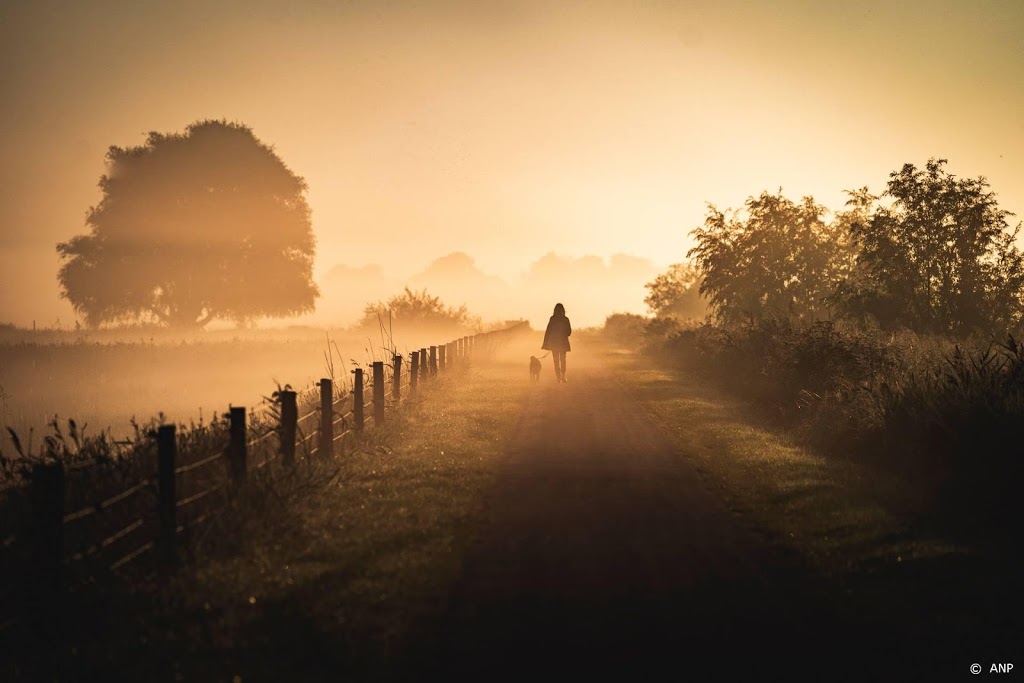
[529,353,548,382]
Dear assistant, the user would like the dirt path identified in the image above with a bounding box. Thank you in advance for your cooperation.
[423,352,873,681]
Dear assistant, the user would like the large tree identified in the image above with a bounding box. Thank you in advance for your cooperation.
[687,191,849,322]
[838,159,1024,335]
[57,120,318,328]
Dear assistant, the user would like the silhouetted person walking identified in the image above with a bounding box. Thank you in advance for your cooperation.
[541,303,572,383]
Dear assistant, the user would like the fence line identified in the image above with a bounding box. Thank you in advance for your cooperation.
[63,477,152,524]
[0,320,529,633]
[174,451,224,476]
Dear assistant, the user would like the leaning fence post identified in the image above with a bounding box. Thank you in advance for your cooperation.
[392,354,402,401]
[279,390,297,467]
[372,361,385,425]
[410,351,419,395]
[157,425,178,570]
[319,379,333,459]
[228,408,248,484]
[439,344,447,372]
[429,346,438,376]
[353,369,365,431]
[30,461,65,588]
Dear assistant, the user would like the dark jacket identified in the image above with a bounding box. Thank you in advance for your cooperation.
[542,314,572,352]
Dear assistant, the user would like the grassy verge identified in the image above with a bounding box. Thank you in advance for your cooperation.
[605,345,1022,666]
[14,362,529,682]
[605,346,961,578]
[645,318,1024,535]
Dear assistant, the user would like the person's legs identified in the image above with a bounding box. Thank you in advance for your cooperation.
[552,350,562,381]
[560,350,567,382]
[553,350,566,381]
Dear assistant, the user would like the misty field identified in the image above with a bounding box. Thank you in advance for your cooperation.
[0,325,466,449]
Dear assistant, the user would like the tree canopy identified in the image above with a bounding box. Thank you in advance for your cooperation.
[687,191,850,323]
[660,159,1023,337]
[643,261,708,319]
[57,120,318,328]
[837,159,1024,335]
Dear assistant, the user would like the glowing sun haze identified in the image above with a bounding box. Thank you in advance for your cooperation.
[2,0,1022,326]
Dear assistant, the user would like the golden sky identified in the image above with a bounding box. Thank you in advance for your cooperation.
[2,0,1022,326]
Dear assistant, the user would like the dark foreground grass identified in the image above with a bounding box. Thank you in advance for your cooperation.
[608,346,1022,673]
[5,363,529,682]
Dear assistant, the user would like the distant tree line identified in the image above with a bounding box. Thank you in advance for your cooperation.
[650,159,1024,337]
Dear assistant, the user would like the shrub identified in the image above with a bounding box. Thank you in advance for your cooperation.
[602,313,648,344]
[358,288,478,333]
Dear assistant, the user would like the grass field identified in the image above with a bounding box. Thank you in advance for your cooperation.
[0,325,472,448]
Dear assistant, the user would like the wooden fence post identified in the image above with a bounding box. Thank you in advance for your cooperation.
[429,346,438,376]
[410,351,419,394]
[319,378,333,459]
[30,462,64,587]
[157,424,178,570]
[279,390,297,467]
[353,369,364,431]
[439,344,447,372]
[420,348,429,381]
[392,354,402,401]
[229,408,248,484]
[372,361,385,425]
